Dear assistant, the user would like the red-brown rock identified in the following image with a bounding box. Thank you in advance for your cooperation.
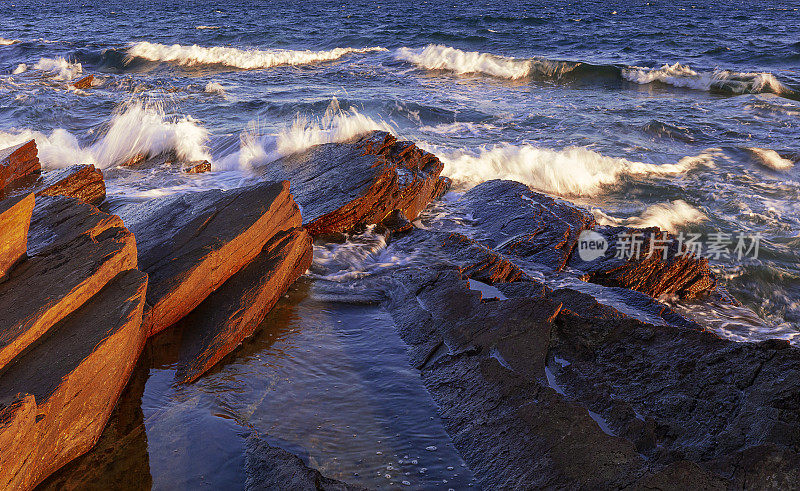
[0,193,34,280]
[113,180,302,336]
[0,140,40,193]
[0,269,148,490]
[34,164,106,206]
[73,75,94,90]
[182,161,211,174]
[175,228,313,383]
[0,196,137,371]
[253,131,448,236]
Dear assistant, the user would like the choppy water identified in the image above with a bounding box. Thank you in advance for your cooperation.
[4,0,800,487]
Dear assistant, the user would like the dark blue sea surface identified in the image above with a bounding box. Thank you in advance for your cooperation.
[3,0,799,488]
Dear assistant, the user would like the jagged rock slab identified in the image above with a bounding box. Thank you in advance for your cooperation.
[382,263,800,488]
[454,179,717,298]
[245,435,366,491]
[253,131,448,236]
[182,161,211,174]
[0,269,148,490]
[458,179,596,271]
[569,225,717,299]
[0,196,137,371]
[114,180,301,335]
[0,193,34,279]
[73,75,94,90]
[34,164,106,206]
[175,228,312,383]
[0,140,40,193]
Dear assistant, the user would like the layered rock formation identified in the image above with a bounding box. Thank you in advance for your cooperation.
[73,75,94,90]
[0,194,147,490]
[175,228,313,383]
[114,180,303,335]
[33,164,106,206]
[0,193,34,279]
[0,141,40,193]
[253,131,449,235]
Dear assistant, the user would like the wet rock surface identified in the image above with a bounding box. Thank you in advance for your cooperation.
[0,193,34,279]
[175,228,313,384]
[0,269,148,490]
[253,131,448,236]
[114,180,302,335]
[0,140,40,194]
[33,164,106,206]
[245,435,366,491]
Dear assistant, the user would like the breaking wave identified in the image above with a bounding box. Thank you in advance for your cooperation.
[32,57,83,80]
[593,200,708,232]
[0,101,210,169]
[622,62,794,97]
[744,147,794,171]
[126,41,387,69]
[396,44,582,80]
[431,143,710,196]
[0,38,19,46]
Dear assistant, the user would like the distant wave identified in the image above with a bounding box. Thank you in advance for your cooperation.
[429,142,711,197]
[0,38,19,46]
[397,44,798,99]
[593,200,708,232]
[396,44,583,80]
[195,25,220,30]
[622,62,795,98]
[744,147,794,171]
[126,42,387,69]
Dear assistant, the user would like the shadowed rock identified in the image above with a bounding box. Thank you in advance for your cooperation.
[114,180,302,335]
[33,164,106,206]
[0,193,34,279]
[253,131,448,236]
[245,435,366,491]
[0,196,137,371]
[0,269,148,490]
[175,228,313,383]
[0,141,40,193]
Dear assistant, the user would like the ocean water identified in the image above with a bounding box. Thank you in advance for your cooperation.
[4,0,800,487]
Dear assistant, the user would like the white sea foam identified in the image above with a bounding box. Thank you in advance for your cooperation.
[127,41,387,69]
[396,44,578,80]
[204,81,226,95]
[622,62,789,95]
[32,57,83,81]
[418,121,500,136]
[0,101,210,169]
[195,25,220,30]
[12,63,27,74]
[0,38,19,46]
[745,147,794,170]
[593,200,708,232]
[430,143,708,196]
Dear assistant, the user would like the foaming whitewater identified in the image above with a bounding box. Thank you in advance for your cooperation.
[0,38,19,46]
[204,81,225,96]
[396,44,578,80]
[622,63,791,96]
[430,142,708,196]
[215,99,392,171]
[0,101,210,169]
[593,200,708,232]
[127,42,387,69]
[745,147,794,171]
[32,57,83,80]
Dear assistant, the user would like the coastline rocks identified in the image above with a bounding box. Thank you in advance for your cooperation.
[33,164,106,206]
[0,193,34,279]
[0,270,148,490]
[0,196,137,371]
[182,161,211,174]
[253,131,448,236]
[0,140,40,193]
[175,228,313,383]
[73,75,94,90]
[245,435,365,491]
[114,180,302,335]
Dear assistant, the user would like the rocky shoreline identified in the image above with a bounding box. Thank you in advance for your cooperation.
[0,131,797,489]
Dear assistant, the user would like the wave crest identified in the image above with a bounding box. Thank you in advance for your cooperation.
[593,200,708,232]
[126,42,387,69]
[32,57,83,80]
